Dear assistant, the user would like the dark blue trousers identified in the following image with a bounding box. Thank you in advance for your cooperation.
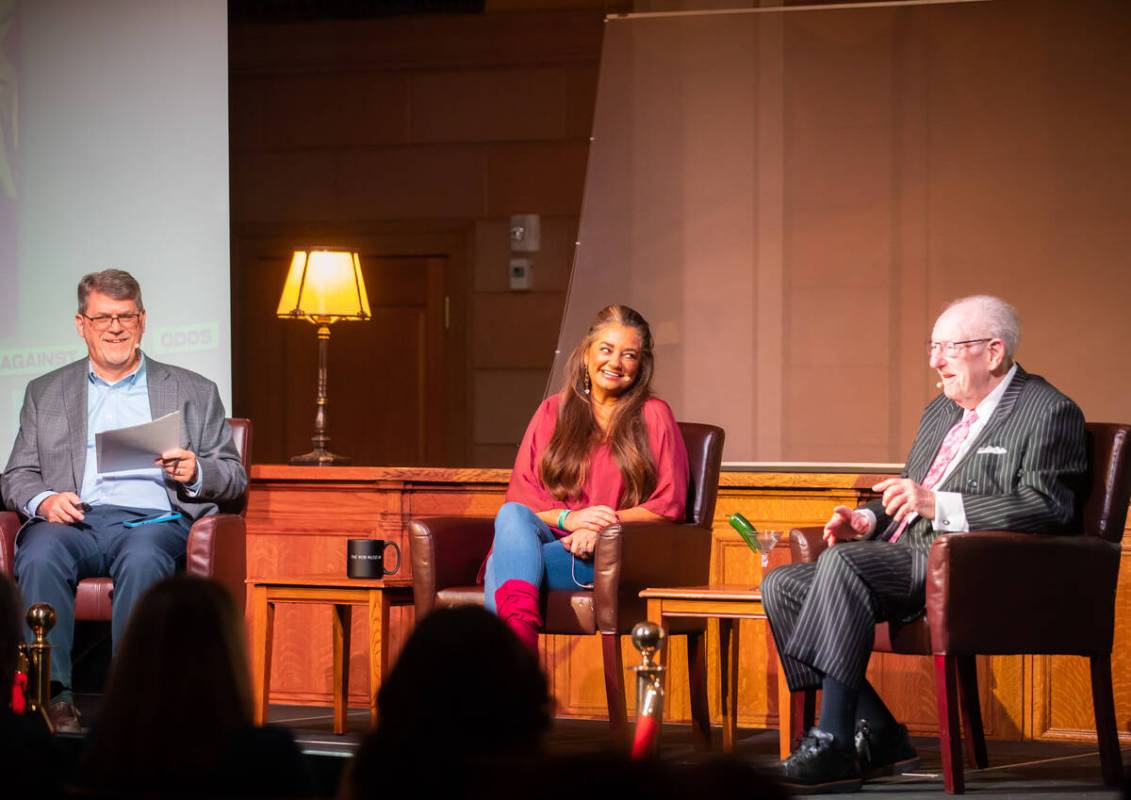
[13,505,191,686]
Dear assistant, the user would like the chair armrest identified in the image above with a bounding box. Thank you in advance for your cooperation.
[926,531,1121,656]
[186,513,247,617]
[593,521,712,634]
[0,511,20,576]
[789,526,827,565]
[409,517,495,617]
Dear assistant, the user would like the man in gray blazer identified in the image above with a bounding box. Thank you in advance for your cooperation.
[763,295,1086,793]
[1,269,247,732]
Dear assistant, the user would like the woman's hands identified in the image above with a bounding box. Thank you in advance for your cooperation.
[560,504,618,559]
[563,505,617,533]
[560,529,598,558]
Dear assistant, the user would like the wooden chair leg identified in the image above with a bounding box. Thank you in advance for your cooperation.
[1090,654,1123,787]
[250,588,274,727]
[332,604,352,735]
[956,655,988,769]
[602,632,628,732]
[686,629,712,750]
[935,654,966,794]
[775,670,793,759]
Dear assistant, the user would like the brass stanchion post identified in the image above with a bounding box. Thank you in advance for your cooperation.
[25,603,56,732]
[631,621,665,759]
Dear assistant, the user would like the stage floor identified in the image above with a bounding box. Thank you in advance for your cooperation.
[71,696,1126,797]
[271,704,1124,798]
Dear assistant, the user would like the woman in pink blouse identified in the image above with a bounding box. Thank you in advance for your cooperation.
[484,305,690,650]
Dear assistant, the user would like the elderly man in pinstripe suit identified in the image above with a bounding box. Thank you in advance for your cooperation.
[763,295,1087,793]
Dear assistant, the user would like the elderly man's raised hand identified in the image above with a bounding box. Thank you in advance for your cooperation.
[822,505,870,547]
[872,478,935,525]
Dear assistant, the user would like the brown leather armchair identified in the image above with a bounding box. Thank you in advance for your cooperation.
[410,422,724,742]
[0,418,252,618]
[783,421,1131,794]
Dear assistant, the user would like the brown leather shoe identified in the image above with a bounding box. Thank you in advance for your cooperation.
[48,699,85,734]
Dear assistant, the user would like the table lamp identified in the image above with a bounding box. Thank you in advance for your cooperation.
[277,248,371,465]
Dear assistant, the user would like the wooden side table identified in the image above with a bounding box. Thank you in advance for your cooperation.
[640,584,799,759]
[248,575,414,734]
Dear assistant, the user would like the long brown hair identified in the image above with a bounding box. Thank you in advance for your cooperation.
[81,575,253,784]
[540,305,656,507]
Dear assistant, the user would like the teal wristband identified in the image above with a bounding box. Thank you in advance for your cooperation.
[556,509,570,529]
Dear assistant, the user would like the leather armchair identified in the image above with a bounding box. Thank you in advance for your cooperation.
[410,422,724,742]
[783,421,1130,794]
[0,418,252,618]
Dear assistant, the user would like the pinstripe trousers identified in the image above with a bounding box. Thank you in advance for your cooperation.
[762,539,929,691]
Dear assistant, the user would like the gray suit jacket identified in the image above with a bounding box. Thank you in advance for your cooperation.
[1,354,247,521]
[866,365,1088,550]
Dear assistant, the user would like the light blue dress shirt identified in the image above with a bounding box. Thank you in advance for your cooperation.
[25,355,202,517]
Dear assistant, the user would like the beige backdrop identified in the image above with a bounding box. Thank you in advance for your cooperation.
[553,0,1131,463]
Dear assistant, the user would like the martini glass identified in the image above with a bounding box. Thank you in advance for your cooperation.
[754,529,781,569]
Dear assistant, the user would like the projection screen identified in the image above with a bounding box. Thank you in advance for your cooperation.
[0,0,230,456]
[551,0,1131,464]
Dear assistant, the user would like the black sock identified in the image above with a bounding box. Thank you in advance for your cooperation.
[856,679,899,734]
[818,675,858,750]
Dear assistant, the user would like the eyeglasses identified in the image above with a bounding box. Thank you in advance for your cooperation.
[82,312,142,330]
[927,338,993,357]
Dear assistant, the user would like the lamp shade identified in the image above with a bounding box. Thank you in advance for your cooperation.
[276,248,372,323]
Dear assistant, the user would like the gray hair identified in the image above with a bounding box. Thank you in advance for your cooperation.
[945,295,1020,358]
[77,269,144,314]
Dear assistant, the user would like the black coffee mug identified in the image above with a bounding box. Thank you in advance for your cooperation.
[347,539,401,579]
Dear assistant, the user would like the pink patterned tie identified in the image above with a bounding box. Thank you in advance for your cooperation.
[889,410,978,543]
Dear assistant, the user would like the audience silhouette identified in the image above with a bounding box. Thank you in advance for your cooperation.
[345,605,552,798]
[344,604,786,800]
[80,574,310,797]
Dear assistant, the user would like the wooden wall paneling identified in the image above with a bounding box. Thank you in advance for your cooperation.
[230,11,606,75]
[1036,536,1131,744]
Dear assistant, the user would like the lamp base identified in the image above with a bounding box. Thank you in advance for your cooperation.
[289,448,352,466]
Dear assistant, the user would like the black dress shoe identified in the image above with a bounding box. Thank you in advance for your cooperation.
[777,728,863,794]
[48,699,85,734]
[855,719,920,779]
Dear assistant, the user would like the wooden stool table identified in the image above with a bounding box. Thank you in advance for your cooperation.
[640,584,794,759]
[248,575,414,734]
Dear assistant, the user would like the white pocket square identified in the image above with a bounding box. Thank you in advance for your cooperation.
[977,446,1007,455]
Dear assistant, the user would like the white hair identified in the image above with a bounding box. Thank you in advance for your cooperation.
[944,295,1021,358]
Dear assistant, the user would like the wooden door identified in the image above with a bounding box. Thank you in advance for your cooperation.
[324,255,445,465]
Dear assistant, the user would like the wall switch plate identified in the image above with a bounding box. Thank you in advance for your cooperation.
[509,214,540,252]
[509,258,532,290]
